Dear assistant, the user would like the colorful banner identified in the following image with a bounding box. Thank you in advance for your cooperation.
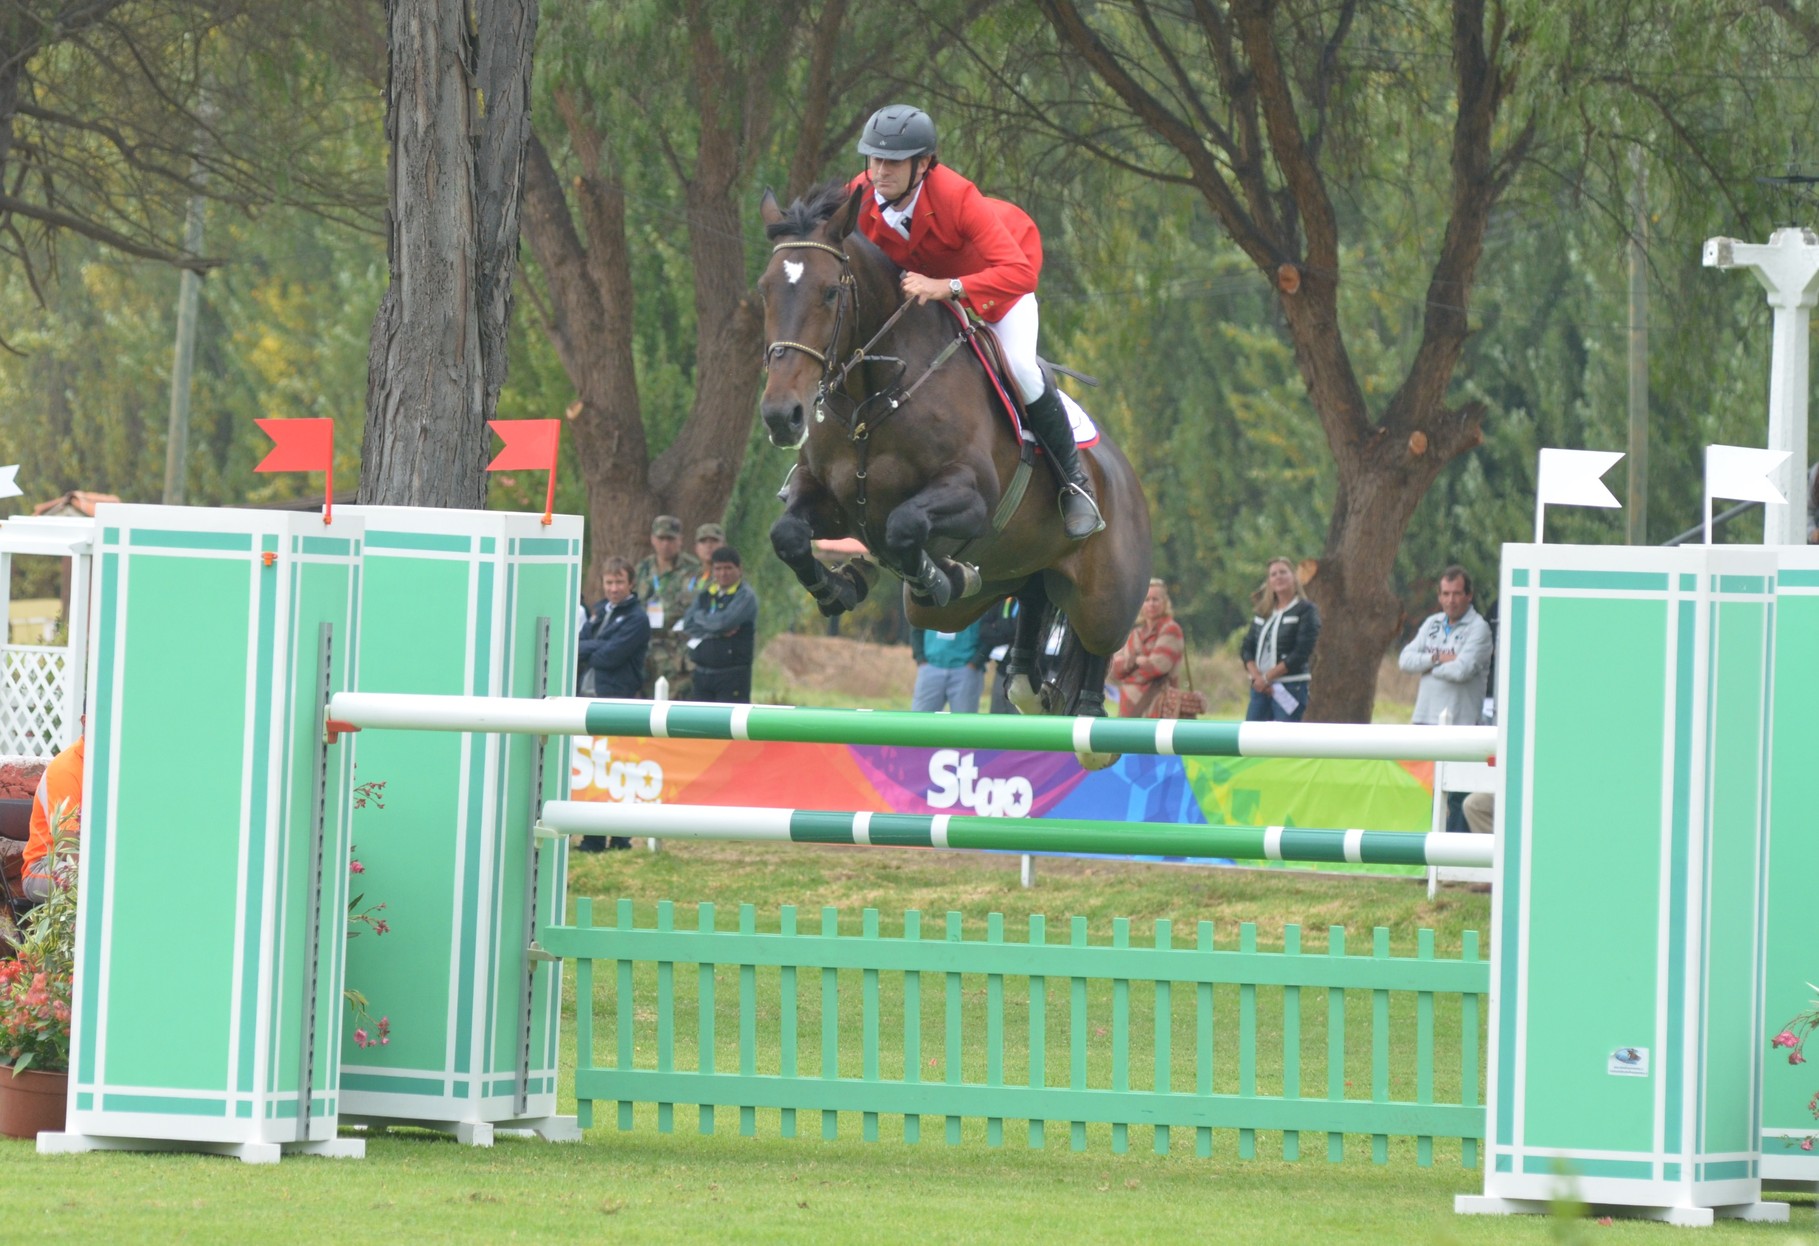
[568,736,1438,870]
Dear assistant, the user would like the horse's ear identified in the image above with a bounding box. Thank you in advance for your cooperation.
[829,185,866,242]
[760,187,784,229]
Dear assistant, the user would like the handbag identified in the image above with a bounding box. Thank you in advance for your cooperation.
[1153,646,1207,719]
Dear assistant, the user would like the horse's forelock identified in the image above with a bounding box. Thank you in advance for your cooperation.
[764,179,854,241]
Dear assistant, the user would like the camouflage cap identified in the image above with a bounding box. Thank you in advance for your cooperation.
[651,515,683,537]
[695,522,726,543]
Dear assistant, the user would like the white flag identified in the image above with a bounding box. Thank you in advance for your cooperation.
[0,464,19,500]
[1705,445,1789,504]
[1537,448,1624,508]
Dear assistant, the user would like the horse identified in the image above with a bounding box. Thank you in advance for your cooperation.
[756,181,1152,752]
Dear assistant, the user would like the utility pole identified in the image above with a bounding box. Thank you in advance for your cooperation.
[1703,226,1819,546]
[1626,150,1649,544]
[161,189,206,506]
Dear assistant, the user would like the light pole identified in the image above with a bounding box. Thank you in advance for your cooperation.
[1702,226,1819,546]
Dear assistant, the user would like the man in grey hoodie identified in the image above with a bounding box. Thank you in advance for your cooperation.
[1398,566,1493,727]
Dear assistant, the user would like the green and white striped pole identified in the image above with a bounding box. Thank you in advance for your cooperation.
[328,693,1495,761]
[537,800,1494,868]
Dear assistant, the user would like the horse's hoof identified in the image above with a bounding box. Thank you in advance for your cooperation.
[1006,674,1043,716]
[1076,750,1119,772]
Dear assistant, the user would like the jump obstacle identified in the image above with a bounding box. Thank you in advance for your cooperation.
[13,502,1809,1226]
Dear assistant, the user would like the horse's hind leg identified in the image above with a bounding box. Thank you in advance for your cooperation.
[1002,581,1048,716]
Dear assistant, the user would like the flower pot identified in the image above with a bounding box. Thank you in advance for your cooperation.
[0,1066,68,1139]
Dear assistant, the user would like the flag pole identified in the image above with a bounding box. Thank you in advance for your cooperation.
[543,460,556,527]
[1533,493,1545,544]
[325,456,334,526]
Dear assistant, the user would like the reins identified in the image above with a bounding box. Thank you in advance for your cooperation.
[763,236,1032,562]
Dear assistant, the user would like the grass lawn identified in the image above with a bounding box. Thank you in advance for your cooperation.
[0,845,1809,1242]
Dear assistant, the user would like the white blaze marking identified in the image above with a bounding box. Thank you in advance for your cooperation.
[784,260,804,285]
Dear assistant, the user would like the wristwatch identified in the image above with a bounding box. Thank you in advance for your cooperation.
[948,277,965,301]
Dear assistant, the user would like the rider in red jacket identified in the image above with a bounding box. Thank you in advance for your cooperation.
[851,105,1104,540]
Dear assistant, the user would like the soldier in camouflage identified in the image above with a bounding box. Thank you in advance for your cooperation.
[632,514,701,699]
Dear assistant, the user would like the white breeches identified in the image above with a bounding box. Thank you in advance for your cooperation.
[987,294,1045,403]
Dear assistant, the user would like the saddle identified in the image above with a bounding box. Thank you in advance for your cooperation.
[942,303,1101,449]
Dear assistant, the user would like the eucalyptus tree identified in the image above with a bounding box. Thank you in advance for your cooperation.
[1022,0,1810,720]
[359,0,539,508]
[521,0,998,574]
[0,1,382,302]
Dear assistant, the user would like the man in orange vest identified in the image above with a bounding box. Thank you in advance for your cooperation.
[23,732,83,904]
[850,105,1105,540]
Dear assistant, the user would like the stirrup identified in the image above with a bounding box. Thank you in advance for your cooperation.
[1058,482,1106,539]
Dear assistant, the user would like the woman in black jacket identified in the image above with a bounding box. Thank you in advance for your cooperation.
[1240,558,1320,722]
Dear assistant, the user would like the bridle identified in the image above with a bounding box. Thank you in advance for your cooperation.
[762,235,976,558]
[763,239,967,442]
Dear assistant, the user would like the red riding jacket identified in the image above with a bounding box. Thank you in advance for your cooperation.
[848,165,1041,324]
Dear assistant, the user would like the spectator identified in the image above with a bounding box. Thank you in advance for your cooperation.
[682,546,759,703]
[1398,565,1493,832]
[578,557,651,697]
[1240,557,1320,722]
[576,557,649,851]
[909,621,990,713]
[687,523,725,594]
[23,730,84,903]
[1462,790,1495,835]
[1108,579,1185,718]
[633,515,701,700]
[977,598,1020,714]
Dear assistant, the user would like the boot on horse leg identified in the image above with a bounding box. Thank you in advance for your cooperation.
[1001,644,1043,716]
[1024,381,1105,540]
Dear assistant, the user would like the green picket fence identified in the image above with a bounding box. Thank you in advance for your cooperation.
[541,899,1488,1166]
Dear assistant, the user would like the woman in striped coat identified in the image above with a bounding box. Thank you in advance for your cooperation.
[1108,579,1185,718]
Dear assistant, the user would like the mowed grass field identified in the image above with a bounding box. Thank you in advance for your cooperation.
[0,842,1812,1242]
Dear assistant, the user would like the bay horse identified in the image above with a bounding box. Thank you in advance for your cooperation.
[757,181,1152,744]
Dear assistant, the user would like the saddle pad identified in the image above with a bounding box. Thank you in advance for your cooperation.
[945,303,1101,448]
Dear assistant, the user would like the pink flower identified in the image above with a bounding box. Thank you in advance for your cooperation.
[354,1027,368,1047]
[1772,1031,1801,1048]
[1791,1051,1808,1066]
[1803,1138,1814,1152]
[350,860,365,875]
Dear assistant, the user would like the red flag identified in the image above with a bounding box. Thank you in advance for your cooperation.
[488,419,563,524]
[254,417,336,524]
[254,418,334,473]
[487,419,561,472]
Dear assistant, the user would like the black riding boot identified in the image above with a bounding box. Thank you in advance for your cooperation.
[1023,383,1105,539]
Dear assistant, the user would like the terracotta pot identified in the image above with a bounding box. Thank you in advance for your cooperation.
[0,1066,68,1139]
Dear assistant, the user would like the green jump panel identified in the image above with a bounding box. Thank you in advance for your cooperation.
[1461,545,1778,1223]
[337,508,580,1144]
[45,506,363,1163]
[1764,549,1819,1184]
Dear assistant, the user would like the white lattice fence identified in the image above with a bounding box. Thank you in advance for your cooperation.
[1,644,73,760]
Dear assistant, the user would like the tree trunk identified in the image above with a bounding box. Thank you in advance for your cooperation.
[361,0,537,508]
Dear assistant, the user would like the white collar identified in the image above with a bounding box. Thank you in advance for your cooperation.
[876,183,922,240]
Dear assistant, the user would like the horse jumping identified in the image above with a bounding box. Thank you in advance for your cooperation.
[756,182,1152,731]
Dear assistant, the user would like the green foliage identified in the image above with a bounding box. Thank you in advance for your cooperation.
[0,811,79,1074]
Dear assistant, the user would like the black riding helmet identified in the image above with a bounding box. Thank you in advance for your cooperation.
[857,105,937,160]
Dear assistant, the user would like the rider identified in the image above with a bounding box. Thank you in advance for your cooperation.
[851,104,1105,540]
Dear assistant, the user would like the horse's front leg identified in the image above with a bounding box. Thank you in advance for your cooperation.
[883,467,989,608]
[770,469,873,617]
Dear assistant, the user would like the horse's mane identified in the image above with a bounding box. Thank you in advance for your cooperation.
[765,179,855,241]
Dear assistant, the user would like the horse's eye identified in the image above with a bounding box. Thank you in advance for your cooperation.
[823,285,840,304]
